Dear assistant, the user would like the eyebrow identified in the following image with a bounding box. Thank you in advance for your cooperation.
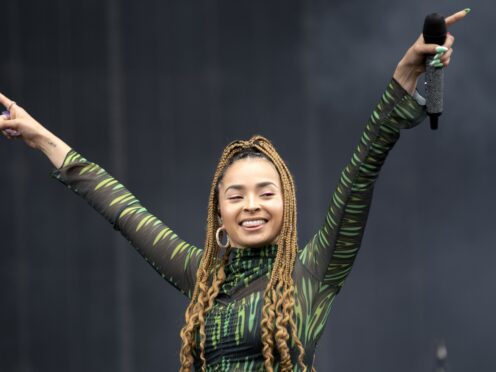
[224,181,279,194]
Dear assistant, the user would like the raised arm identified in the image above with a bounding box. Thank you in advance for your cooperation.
[298,78,426,291]
[0,96,202,298]
[294,78,426,346]
[298,9,468,301]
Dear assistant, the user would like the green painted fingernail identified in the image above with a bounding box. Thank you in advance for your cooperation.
[429,58,441,66]
[464,8,471,14]
[436,46,448,53]
[434,62,444,68]
[434,52,444,59]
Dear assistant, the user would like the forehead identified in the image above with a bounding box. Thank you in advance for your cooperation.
[220,157,280,187]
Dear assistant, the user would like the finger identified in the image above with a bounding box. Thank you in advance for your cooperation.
[1,130,13,140]
[0,118,20,131]
[0,93,15,111]
[443,33,455,49]
[0,118,22,137]
[3,128,21,137]
[439,56,451,68]
[1,129,16,140]
[440,48,453,62]
[445,9,470,27]
[415,41,448,56]
[432,35,454,60]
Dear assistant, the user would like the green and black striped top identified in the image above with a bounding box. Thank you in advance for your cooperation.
[50,78,426,371]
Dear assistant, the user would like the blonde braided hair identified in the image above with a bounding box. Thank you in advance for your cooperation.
[179,135,308,371]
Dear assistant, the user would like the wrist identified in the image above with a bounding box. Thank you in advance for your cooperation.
[393,59,422,95]
[37,129,57,153]
[38,130,72,169]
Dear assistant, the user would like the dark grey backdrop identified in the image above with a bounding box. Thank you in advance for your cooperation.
[1,0,493,371]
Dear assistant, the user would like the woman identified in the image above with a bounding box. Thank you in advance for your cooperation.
[0,9,469,372]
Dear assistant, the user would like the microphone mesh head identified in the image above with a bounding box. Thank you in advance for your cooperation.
[423,13,447,45]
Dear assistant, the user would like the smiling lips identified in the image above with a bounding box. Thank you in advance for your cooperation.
[240,219,268,229]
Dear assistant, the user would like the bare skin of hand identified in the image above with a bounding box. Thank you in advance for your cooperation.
[0,94,71,168]
[393,9,469,94]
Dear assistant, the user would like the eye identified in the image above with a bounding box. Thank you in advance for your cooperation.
[261,192,275,198]
[227,195,242,200]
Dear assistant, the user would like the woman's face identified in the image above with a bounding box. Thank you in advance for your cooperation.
[218,157,284,249]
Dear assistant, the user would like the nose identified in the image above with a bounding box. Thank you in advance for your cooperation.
[243,194,260,212]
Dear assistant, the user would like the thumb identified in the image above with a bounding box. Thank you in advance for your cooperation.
[0,118,20,130]
[0,119,22,138]
[3,128,21,137]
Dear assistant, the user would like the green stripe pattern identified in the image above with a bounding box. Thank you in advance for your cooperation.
[52,150,202,298]
[51,78,425,370]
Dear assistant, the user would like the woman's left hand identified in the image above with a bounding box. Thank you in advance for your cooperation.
[393,9,470,95]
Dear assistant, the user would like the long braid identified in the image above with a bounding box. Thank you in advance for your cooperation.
[179,135,309,371]
[252,136,307,371]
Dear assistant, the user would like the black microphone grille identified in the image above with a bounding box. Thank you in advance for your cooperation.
[423,13,447,45]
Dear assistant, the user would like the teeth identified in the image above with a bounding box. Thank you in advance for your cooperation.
[241,219,266,227]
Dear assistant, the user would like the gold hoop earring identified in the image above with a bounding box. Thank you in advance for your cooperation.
[215,227,230,249]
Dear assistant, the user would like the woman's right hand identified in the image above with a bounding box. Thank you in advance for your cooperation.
[393,9,469,95]
[0,93,52,150]
[0,93,72,168]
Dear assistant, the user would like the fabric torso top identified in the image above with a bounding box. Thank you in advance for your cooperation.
[199,245,277,371]
[50,78,426,371]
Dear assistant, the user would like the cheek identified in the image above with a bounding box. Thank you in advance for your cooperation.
[218,201,236,225]
[272,200,284,225]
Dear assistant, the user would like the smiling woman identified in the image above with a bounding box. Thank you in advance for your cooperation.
[180,137,304,371]
[218,152,284,249]
[0,8,470,372]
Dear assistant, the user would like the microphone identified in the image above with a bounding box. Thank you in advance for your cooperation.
[423,13,447,130]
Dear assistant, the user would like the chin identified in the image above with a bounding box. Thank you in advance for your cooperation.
[236,237,277,249]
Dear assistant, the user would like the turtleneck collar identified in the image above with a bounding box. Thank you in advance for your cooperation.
[220,245,277,297]
[230,244,278,262]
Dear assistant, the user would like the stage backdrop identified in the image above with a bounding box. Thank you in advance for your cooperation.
[1,0,493,371]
